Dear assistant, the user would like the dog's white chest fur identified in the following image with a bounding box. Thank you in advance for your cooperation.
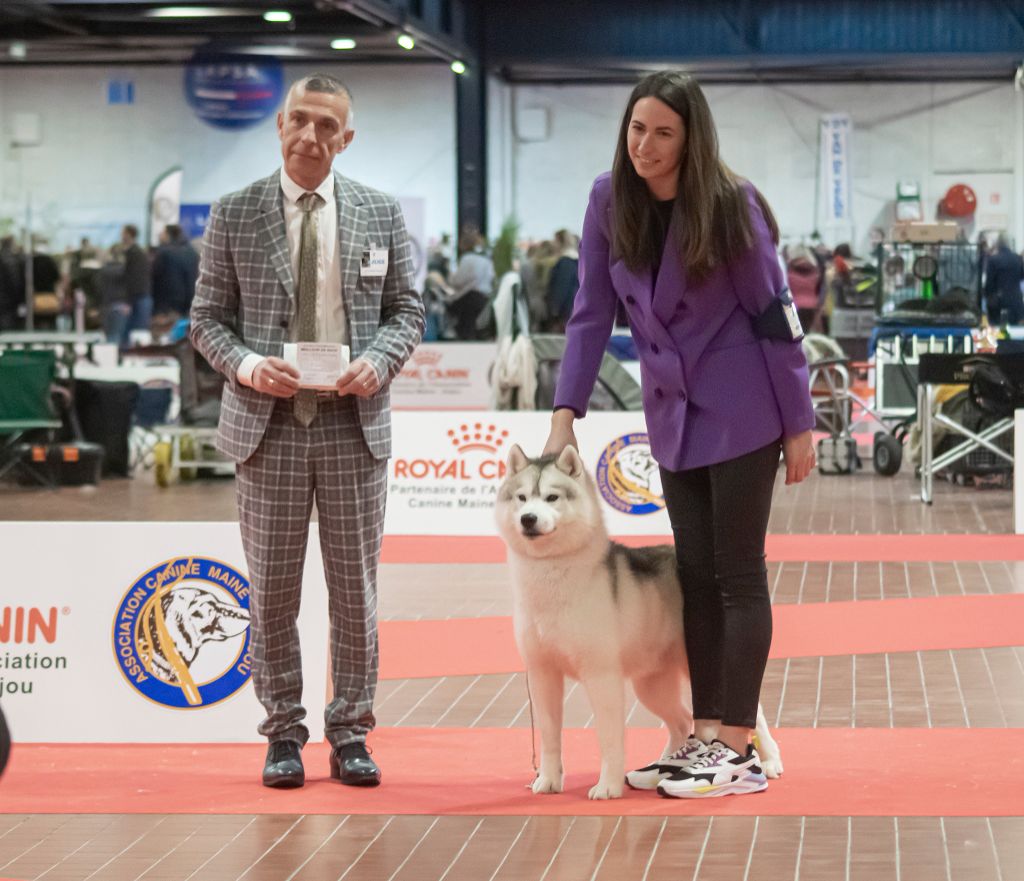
[508,551,682,683]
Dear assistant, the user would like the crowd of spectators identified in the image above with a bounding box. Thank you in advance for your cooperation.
[424,225,582,341]
[4,217,1019,348]
[0,224,199,346]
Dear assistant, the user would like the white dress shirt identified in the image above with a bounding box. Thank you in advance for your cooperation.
[237,168,350,386]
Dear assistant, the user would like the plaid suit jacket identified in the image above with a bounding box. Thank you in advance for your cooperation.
[190,169,424,463]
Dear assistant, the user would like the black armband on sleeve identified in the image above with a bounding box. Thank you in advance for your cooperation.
[752,289,804,342]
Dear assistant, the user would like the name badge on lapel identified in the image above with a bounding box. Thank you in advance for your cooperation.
[360,245,388,278]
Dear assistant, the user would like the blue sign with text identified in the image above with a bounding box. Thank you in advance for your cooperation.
[184,51,283,130]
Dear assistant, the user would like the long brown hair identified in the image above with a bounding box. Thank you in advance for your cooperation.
[611,71,779,280]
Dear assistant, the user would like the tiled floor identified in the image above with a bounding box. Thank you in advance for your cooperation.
[1,468,1022,880]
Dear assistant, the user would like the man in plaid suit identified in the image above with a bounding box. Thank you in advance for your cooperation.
[191,73,424,788]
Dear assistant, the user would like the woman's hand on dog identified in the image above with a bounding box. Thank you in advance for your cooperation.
[782,430,816,485]
[543,408,580,457]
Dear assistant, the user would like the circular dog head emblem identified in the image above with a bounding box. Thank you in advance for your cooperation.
[112,557,252,709]
[595,433,665,515]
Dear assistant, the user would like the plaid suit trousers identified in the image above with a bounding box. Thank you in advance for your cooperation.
[235,394,387,749]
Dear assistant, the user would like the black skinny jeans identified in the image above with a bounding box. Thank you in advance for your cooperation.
[660,439,781,730]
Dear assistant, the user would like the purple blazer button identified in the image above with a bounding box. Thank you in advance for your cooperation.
[626,295,636,304]
[678,390,686,401]
[651,343,660,354]
[654,388,664,399]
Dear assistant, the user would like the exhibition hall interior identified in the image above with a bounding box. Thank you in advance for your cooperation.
[1,1,1023,879]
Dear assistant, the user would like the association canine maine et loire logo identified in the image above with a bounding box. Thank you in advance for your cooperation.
[113,557,252,709]
[596,433,666,515]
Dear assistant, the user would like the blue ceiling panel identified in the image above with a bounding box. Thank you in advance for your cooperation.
[482,0,1024,80]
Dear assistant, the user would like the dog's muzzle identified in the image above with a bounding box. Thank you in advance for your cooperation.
[520,512,542,538]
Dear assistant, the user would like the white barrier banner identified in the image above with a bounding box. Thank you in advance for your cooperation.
[386,411,671,535]
[0,522,329,743]
[391,342,496,410]
[1,413,670,741]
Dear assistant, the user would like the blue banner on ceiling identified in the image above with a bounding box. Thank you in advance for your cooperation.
[183,50,284,130]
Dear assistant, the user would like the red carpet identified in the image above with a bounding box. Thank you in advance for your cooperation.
[378,594,1024,680]
[381,534,1024,564]
[3,728,1020,817]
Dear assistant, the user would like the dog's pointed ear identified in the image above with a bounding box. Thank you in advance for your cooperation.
[507,444,530,474]
[555,444,584,478]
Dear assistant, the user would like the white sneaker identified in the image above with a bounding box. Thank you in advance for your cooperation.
[625,736,708,791]
[656,739,768,799]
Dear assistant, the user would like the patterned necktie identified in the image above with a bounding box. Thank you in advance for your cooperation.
[293,191,324,427]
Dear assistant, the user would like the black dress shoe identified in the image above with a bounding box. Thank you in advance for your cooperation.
[330,742,381,787]
[262,740,304,788]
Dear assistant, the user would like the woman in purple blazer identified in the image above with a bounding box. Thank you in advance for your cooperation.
[544,71,816,799]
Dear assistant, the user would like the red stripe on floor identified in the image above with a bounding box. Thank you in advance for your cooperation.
[378,594,1024,679]
[3,728,1020,817]
[380,534,1024,564]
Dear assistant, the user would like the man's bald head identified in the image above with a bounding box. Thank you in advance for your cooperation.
[277,73,356,189]
[285,74,354,129]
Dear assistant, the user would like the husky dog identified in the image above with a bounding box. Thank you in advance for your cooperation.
[136,587,250,684]
[495,444,782,800]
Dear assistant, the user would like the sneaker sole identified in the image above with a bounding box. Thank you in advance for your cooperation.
[657,774,768,799]
[626,770,673,791]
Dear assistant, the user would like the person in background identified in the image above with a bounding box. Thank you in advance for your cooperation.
[984,234,1024,325]
[121,224,151,346]
[447,228,494,340]
[0,235,22,331]
[152,224,200,320]
[524,240,557,331]
[66,237,103,330]
[544,70,815,800]
[97,244,130,345]
[785,243,824,334]
[546,229,580,333]
[426,232,453,280]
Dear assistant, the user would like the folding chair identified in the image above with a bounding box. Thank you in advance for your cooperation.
[0,350,63,487]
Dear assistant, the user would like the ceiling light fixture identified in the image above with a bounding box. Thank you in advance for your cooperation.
[147,6,243,17]
[331,38,357,50]
[263,10,293,23]
[397,34,415,50]
[450,60,466,75]
[9,42,27,60]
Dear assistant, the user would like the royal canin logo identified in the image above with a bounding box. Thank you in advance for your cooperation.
[411,349,444,366]
[448,423,510,454]
[393,423,511,479]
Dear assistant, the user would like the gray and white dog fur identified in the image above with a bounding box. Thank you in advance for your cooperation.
[495,444,783,800]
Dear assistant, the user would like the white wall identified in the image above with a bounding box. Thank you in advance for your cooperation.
[487,80,1022,254]
[1,68,1019,257]
[0,63,457,249]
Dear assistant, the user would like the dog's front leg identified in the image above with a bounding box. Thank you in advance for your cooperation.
[754,703,783,778]
[583,673,625,799]
[527,666,564,794]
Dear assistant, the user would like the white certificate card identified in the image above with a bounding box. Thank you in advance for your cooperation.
[283,342,350,390]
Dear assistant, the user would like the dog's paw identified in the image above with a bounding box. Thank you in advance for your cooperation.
[531,774,563,794]
[761,756,784,779]
[587,780,623,800]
